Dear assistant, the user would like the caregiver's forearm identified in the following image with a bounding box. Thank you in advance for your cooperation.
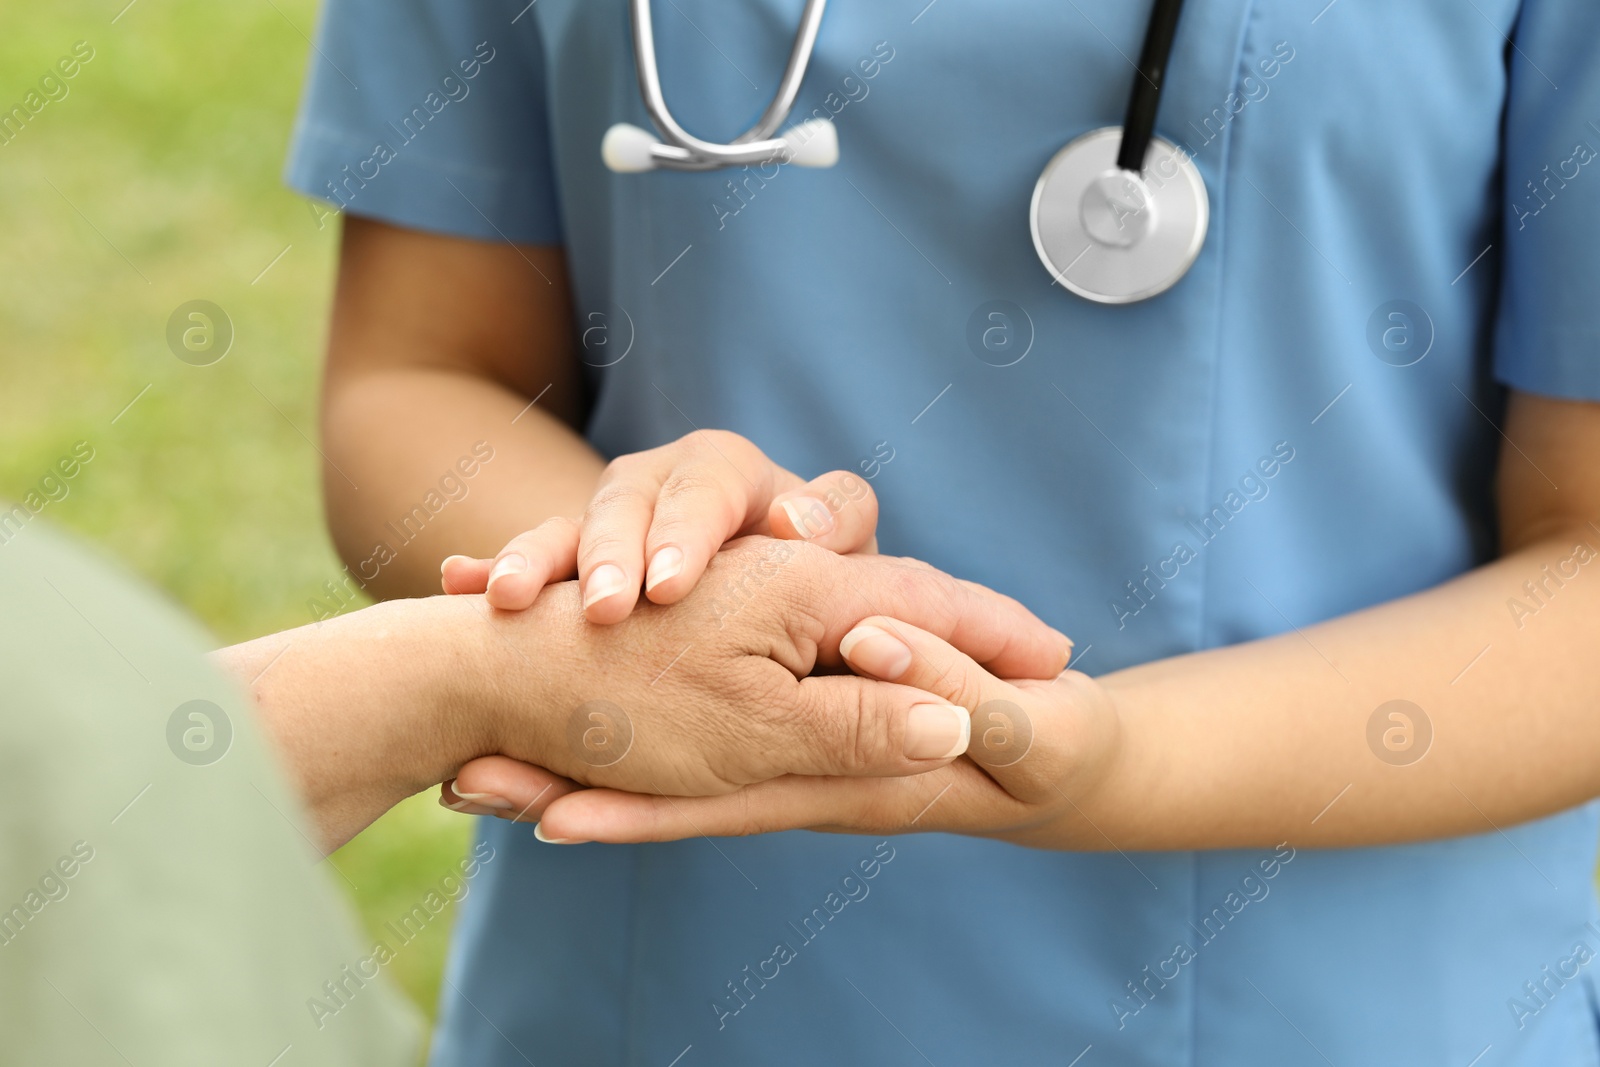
[212,594,502,851]
[321,366,603,598]
[320,217,604,600]
[1058,522,1600,851]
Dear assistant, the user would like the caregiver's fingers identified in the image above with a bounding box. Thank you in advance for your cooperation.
[816,555,1072,683]
[440,554,492,595]
[478,518,581,610]
[578,459,658,623]
[441,756,583,822]
[639,451,803,607]
[839,616,1066,803]
[767,470,880,555]
[438,518,580,604]
[534,775,886,844]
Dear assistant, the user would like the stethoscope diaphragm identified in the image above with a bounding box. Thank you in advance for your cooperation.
[1030,127,1208,304]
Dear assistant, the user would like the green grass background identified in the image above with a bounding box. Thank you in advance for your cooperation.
[0,0,469,1026]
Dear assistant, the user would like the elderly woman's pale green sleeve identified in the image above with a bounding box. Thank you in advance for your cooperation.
[0,522,420,1065]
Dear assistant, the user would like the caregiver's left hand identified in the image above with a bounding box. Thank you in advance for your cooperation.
[460,617,1122,845]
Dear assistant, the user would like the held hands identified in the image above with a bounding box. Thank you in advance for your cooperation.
[435,428,1100,843]
[458,615,1123,848]
[448,537,1074,800]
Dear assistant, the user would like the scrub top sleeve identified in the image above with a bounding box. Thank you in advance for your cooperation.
[1492,0,1600,400]
[284,0,563,244]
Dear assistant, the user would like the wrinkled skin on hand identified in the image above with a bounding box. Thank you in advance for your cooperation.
[470,536,1070,798]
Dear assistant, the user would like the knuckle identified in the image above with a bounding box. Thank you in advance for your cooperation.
[938,668,989,716]
[658,466,723,501]
[806,684,880,774]
[655,469,741,534]
[599,453,645,484]
[538,514,580,537]
[586,481,649,514]
[840,688,882,772]
[514,515,577,552]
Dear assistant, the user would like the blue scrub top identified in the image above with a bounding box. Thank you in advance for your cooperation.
[288,2,1600,1063]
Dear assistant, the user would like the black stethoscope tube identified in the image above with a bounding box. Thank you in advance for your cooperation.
[1115,0,1189,173]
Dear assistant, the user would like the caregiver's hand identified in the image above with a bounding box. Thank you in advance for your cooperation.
[462,541,1073,801]
[440,429,878,622]
[472,615,1114,844]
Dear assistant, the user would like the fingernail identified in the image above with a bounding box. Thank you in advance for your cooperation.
[905,703,970,760]
[439,796,504,817]
[645,546,685,592]
[453,790,515,810]
[839,624,913,680]
[441,554,472,575]
[781,496,835,540]
[534,822,580,844]
[583,563,630,608]
[488,554,528,589]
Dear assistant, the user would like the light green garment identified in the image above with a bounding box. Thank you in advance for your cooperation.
[0,522,420,1066]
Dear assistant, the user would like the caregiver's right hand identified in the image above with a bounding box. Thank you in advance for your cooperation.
[457,536,1072,800]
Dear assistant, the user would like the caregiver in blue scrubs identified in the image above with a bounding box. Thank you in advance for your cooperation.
[286,0,1600,1063]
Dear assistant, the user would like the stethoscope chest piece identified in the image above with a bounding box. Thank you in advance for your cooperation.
[1031,126,1208,304]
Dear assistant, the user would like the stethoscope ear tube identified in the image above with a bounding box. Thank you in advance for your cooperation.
[610,0,834,173]
[1116,0,1189,174]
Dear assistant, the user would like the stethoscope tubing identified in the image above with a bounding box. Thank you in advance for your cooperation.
[627,0,828,169]
[1117,0,1188,173]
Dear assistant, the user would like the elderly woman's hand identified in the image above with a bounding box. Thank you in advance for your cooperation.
[452,612,1118,845]
[443,539,1073,809]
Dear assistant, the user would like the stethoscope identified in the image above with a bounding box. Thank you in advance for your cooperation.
[602,0,1205,304]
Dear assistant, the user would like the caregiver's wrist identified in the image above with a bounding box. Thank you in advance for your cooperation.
[1034,670,1140,851]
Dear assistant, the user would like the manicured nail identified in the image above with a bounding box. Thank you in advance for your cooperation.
[452,790,514,810]
[439,796,504,817]
[781,496,835,540]
[583,563,629,609]
[533,822,580,844]
[904,703,970,760]
[1056,630,1075,668]
[645,546,685,592]
[839,624,913,680]
[488,554,528,589]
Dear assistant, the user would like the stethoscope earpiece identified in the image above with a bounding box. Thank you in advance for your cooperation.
[603,117,838,174]
[602,123,660,173]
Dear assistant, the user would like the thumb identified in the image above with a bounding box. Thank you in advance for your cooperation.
[837,615,1064,803]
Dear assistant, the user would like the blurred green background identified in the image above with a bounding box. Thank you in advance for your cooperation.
[0,0,469,1026]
